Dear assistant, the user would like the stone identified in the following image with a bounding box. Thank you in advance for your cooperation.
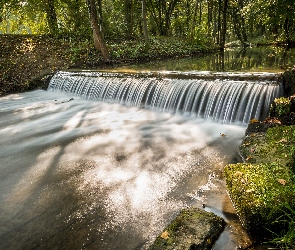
[224,162,295,236]
[239,125,295,171]
[283,69,295,97]
[148,207,225,250]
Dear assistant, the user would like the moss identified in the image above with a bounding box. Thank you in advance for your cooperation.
[224,162,295,236]
[239,125,295,172]
[148,207,225,250]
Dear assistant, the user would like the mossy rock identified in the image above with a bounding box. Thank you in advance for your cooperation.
[224,162,295,236]
[148,207,225,250]
[239,125,295,172]
[283,69,295,97]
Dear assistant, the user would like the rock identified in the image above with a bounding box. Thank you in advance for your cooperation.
[225,125,295,237]
[239,125,295,171]
[148,207,225,250]
[224,162,295,237]
[283,69,295,97]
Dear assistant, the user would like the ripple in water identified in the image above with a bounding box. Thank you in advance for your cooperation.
[0,90,247,249]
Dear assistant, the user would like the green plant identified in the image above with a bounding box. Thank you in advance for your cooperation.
[271,97,291,117]
[267,202,295,249]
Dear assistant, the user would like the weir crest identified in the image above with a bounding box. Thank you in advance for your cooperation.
[48,71,283,124]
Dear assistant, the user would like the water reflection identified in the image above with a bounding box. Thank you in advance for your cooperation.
[115,46,295,72]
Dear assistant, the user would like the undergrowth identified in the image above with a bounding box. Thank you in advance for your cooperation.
[267,202,295,249]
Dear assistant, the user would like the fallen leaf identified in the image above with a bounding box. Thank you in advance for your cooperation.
[161,231,170,239]
[276,138,287,144]
[246,156,253,161]
[278,179,287,185]
[235,171,243,177]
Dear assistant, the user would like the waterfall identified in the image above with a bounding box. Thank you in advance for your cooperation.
[48,71,283,124]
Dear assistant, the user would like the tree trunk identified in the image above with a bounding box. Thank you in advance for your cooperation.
[217,0,221,45]
[142,0,149,44]
[124,0,133,38]
[220,0,228,49]
[87,0,109,63]
[207,0,213,35]
[189,0,198,42]
[43,0,58,33]
[198,0,202,25]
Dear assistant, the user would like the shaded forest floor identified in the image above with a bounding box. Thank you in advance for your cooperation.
[0,34,217,97]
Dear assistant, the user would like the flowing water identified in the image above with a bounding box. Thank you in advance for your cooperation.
[0,69,283,249]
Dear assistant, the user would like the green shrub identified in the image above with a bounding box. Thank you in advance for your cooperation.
[270,97,291,117]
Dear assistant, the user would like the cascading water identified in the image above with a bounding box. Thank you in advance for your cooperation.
[48,71,283,124]
[0,70,284,250]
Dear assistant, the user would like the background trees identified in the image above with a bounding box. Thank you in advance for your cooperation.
[0,0,294,50]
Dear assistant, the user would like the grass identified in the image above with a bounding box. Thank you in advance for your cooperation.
[267,202,295,249]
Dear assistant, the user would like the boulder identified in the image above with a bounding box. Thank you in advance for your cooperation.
[225,125,295,237]
[148,207,225,250]
[224,162,295,236]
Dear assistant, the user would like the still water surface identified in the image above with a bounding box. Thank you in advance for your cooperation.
[112,46,295,73]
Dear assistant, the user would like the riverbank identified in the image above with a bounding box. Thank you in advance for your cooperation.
[224,81,295,249]
[0,34,217,97]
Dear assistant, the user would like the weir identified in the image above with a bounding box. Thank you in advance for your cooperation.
[1,70,283,250]
[48,71,283,124]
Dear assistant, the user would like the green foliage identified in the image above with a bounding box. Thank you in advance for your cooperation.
[107,37,214,61]
[270,97,291,117]
[267,202,295,249]
[0,3,49,34]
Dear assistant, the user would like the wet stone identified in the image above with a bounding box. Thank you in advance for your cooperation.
[148,207,225,250]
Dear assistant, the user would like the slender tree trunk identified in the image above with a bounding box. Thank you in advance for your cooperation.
[217,0,221,45]
[96,0,104,35]
[207,0,213,35]
[142,0,149,44]
[221,0,228,49]
[124,0,133,38]
[43,0,58,33]
[198,0,202,25]
[87,0,109,62]
[189,0,198,42]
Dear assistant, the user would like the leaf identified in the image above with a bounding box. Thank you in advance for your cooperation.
[278,179,286,185]
[161,231,170,239]
[276,138,287,144]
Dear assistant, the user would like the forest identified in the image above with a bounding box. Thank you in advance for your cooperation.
[1,0,295,61]
[0,1,295,95]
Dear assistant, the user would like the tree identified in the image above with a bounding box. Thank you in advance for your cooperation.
[220,0,228,49]
[124,0,133,38]
[142,0,149,44]
[147,0,180,36]
[229,0,248,46]
[42,0,58,33]
[87,0,110,62]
